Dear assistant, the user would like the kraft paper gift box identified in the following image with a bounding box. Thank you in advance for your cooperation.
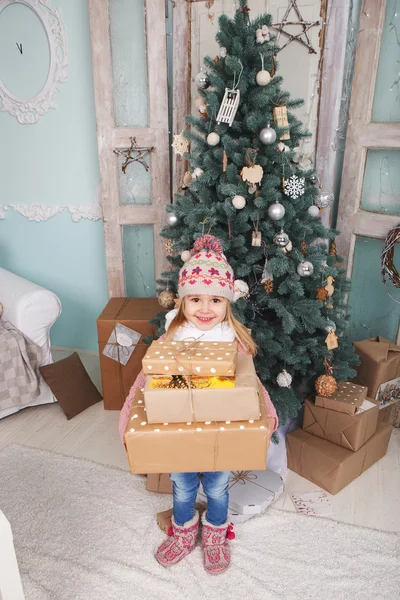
[124,385,273,474]
[197,469,284,515]
[146,473,172,494]
[303,397,379,452]
[143,355,260,423]
[142,339,238,377]
[97,298,166,410]
[286,422,392,495]
[353,336,400,398]
[315,381,367,415]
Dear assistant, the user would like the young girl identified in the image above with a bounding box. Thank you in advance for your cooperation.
[119,235,278,575]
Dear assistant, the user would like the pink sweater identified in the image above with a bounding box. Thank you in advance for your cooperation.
[119,338,278,441]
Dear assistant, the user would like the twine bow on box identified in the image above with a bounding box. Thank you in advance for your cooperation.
[229,471,277,498]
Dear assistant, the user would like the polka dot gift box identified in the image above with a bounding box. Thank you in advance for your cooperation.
[142,340,238,377]
[315,381,368,415]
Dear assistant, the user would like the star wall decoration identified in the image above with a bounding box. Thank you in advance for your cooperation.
[271,0,319,54]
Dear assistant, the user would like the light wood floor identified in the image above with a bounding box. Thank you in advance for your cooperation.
[1,349,399,533]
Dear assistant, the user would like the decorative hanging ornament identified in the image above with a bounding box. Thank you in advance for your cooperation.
[316,286,328,301]
[232,195,246,209]
[276,142,290,153]
[182,171,192,188]
[256,53,271,86]
[325,330,339,350]
[158,289,176,309]
[277,369,292,388]
[300,240,307,255]
[217,88,240,127]
[219,47,227,58]
[329,242,337,257]
[268,201,285,221]
[315,189,335,209]
[308,205,320,217]
[252,230,262,246]
[195,68,209,89]
[241,148,263,186]
[261,257,274,284]
[207,132,220,146]
[325,320,337,333]
[180,250,192,262]
[233,279,249,302]
[309,174,319,185]
[166,212,178,227]
[273,106,290,140]
[283,175,305,199]
[195,96,207,115]
[259,125,277,145]
[256,24,270,44]
[315,357,337,397]
[171,132,189,157]
[222,150,228,172]
[264,279,274,293]
[273,229,290,247]
[165,240,173,255]
[325,275,335,297]
[283,240,292,253]
[297,260,314,277]
[191,167,204,179]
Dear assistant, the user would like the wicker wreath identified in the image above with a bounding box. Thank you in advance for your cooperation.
[381,224,400,289]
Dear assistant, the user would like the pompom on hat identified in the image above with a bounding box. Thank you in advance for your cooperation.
[178,235,235,302]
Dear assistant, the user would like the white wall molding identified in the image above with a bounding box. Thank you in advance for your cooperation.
[0,198,103,222]
[0,0,68,124]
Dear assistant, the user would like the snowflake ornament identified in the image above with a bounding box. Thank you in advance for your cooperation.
[171,133,189,157]
[283,175,305,199]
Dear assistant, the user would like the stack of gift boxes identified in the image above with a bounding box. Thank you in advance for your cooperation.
[287,381,393,494]
[124,340,275,474]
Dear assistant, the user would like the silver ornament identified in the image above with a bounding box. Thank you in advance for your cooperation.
[195,69,208,89]
[207,132,220,146]
[273,230,290,247]
[297,261,314,276]
[309,174,318,185]
[268,201,285,220]
[181,250,192,262]
[308,205,320,217]
[259,126,277,145]
[166,212,178,227]
[256,70,271,86]
[277,370,292,388]
[315,189,335,209]
[232,195,246,209]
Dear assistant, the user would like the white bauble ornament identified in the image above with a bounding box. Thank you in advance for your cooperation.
[315,189,335,209]
[259,126,277,145]
[268,201,285,220]
[277,142,290,153]
[219,47,227,58]
[232,195,246,209]
[273,230,290,247]
[233,279,249,302]
[256,70,271,86]
[166,212,178,227]
[325,320,337,333]
[277,370,292,388]
[181,250,192,262]
[308,205,320,217]
[207,132,220,146]
[195,69,208,89]
[192,167,204,179]
[297,261,314,276]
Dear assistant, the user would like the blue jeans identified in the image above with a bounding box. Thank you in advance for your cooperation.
[170,471,230,527]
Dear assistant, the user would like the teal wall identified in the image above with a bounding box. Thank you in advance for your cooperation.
[0,0,107,351]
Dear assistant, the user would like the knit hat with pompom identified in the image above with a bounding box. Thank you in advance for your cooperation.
[178,235,235,302]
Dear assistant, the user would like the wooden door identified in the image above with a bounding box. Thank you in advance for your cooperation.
[89,0,170,297]
[336,0,400,342]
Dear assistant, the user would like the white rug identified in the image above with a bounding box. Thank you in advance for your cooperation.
[0,444,399,600]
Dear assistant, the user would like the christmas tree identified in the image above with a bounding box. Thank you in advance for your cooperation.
[156,0,358,427]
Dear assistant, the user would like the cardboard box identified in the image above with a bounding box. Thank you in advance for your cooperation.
[143,340,237,377]
[286,422,392,495]
[315,381,367,415]
[97,298,166,410]
[146,473,173,494]
[124,385,273,474]
[353,336,400,398]
[303,397,379,452]
[144,355,260,423]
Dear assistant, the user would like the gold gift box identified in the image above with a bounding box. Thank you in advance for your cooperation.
[124,384,273,474]
[142,340,238,377]
[149,375,235,390]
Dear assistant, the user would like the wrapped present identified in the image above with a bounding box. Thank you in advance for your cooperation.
[149,375,235,389]
[97,298,166,409]
[315,381,367,415]
[144,355,259,423]
[303,397,379,452]
[124,384,273,474]
[353,336,400,398]
[142,339,237,377]
[146,473,172,494]
[286,422,392,495]
[197,469,283,515]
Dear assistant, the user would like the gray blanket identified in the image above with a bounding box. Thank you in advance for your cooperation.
[0,320,42,412]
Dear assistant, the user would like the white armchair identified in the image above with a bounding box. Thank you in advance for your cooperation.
[0,268,62,419]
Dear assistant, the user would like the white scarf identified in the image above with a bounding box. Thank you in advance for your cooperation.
[164,309,236,342]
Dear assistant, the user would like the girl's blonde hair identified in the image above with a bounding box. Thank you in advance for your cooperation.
[165,299,257,356]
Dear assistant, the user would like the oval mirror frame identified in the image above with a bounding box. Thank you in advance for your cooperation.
[0,0,67,124]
